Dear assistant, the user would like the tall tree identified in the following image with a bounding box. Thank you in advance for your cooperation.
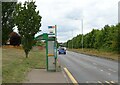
[14,1,42,58]
[2,2,16,45]
[65,24,119,52]
[116,23,120,53]
[94,30,103,49]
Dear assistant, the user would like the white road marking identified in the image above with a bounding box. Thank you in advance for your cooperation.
[98,81,102,83]
[86,81,97,83]
[108,69,116,72]
[98,81,104,85]
[100,69,103,72]
[105,81,110,83]
[110,81,115,83]
[108,73,111,75]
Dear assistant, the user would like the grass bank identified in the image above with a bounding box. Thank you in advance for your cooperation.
[2,46,46,83]
[68,48,119,61]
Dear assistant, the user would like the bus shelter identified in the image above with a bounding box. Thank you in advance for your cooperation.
[35,33,57,71]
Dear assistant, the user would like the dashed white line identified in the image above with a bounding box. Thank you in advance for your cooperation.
[108,69,116,72]
[110,81,115,83]
[100,69,103,72]
[86,81,97,83]
[108,73,111,75]
[98,81,104,85]
[87,81,116,84]
[98,81,102,83]
[105,81,110,83]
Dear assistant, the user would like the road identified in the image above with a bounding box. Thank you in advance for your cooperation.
[58,51,119,84]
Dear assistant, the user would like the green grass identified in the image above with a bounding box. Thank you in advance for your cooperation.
[68,48,118,61]
[2,46,46,83]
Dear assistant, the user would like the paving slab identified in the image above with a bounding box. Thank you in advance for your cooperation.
[25,69,68,83]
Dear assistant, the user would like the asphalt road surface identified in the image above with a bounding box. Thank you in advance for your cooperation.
[58,51,119,84]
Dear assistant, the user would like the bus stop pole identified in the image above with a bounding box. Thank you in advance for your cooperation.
[55,25,57,71]
[45,38,48,71]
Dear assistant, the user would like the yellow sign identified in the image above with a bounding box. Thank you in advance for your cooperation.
[48,54,54,57]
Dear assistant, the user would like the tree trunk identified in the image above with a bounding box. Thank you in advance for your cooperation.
[26,53,28,58]
[25,50,29,58]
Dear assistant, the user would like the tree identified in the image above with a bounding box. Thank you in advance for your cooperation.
[116,23,120,53]
[94,30,103,49]
[75,34,82,48]
[65,24,119,52]
[14,1,42,58]
[2,2,16,45]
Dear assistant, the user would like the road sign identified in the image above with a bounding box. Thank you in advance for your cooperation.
[48,26,56,34]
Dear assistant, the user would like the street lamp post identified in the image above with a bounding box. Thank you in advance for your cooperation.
[72,29,73,49]
[68,42,69,48]
[74,18,84,50]
[81,19,83,50]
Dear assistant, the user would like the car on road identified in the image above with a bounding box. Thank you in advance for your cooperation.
[58,47,66,54]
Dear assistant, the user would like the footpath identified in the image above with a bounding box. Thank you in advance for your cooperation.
[24,69,69,83]
[24,59,72,84]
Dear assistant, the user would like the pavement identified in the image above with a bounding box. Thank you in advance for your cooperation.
[24,69,69,83]
[24,56,72,84]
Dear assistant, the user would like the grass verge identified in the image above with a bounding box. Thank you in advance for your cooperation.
[68,48,119,61]
[2,46,46,83]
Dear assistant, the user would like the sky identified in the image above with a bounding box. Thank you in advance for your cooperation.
[17,0,120,43]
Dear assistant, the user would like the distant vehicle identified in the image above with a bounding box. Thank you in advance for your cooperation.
[58,47,66,54]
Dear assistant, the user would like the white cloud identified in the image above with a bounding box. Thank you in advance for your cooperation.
[18,0,119,42]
